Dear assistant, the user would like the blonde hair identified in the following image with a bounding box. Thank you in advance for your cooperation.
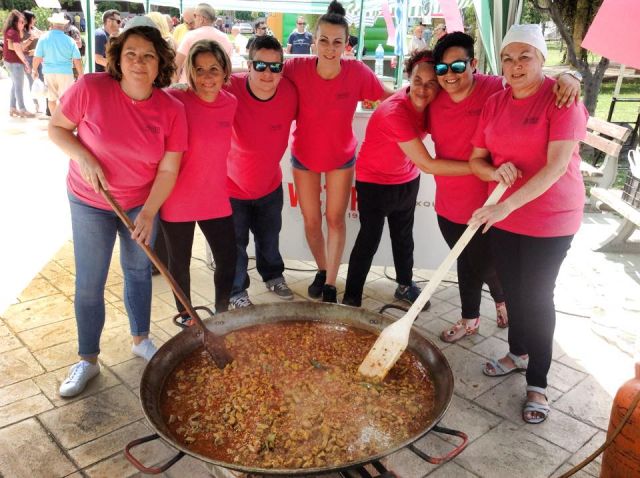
[146,12,171,40]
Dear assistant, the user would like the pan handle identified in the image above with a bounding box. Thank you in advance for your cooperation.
[124,433,185,474]
[172,306,216,329]
[407,425,468,465]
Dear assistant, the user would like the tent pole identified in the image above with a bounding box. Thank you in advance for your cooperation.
[356,0,366,59]
[85,0,95,73]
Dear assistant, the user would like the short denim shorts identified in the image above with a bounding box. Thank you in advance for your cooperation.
[290,155,356,171]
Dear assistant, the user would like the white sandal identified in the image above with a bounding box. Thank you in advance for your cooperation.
[523,386,550,424]
[483,352,528,377]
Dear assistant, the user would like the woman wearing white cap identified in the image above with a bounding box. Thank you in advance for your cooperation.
[469,24,588,424]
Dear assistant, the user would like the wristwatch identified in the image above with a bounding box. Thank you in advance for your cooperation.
[562,70,583,82]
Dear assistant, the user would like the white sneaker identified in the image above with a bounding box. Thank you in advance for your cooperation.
[59,360,100,398]
[132,338,158,361]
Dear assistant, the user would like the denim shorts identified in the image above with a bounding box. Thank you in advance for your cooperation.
[290,155,356,171]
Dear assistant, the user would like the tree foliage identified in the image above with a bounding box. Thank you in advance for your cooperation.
[533,0,608,114]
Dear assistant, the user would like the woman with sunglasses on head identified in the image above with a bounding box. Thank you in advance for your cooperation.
[428,32,581,344]
[469,24,587,424]
[283,0,392,303]
[48,17,187,398]
[160,39,238,317]
[342,50,472,308]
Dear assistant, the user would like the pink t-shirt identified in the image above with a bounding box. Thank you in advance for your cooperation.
[61,73,188,210]
[428,74,504,224]
[356,88,423,185]
[472,77,588,237]
[284,57,384,172]
[225,73,297,200]
[161,88,237,222]
[177,26,234,83]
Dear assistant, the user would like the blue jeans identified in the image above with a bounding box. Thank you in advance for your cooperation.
[69,193,157,357]
[6,62,26,110]
[230,185,285,298]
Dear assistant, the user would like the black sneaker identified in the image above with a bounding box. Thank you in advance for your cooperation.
[230,294,253,309]
[308,270,326,299]
[322,284,337,303]
[341,295,361,307]
[394,282,431,310]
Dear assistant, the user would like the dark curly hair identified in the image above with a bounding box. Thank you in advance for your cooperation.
[405,49,434,76]
[106,26,176,88]
[433,31,475,64]
[316,0,349,40]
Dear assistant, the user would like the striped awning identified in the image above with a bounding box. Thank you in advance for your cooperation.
[345,0,474,21]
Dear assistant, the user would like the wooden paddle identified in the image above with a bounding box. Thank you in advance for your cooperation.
[100,187,232,369]
[358,183,508,381]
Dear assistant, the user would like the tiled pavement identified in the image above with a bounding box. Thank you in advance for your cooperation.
[1,215,639,478]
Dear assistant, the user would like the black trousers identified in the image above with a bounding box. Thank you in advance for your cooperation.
[490,228,573,389]
[160,216,236,313]
[437,215,504,318]
[344,177,420,305]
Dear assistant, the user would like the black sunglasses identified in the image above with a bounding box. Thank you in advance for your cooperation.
[434,59,469,76]
[297,22,306,25]
[251,60,283,73]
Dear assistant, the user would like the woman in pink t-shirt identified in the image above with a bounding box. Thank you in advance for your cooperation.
[282,0,390,303]
[161,40,237,316]
[3,10,34,117]
[469,25,588,424]
[343,50,471,308]
[48,20,187,398]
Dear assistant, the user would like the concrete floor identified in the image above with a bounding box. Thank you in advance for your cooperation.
[1,76,640,478]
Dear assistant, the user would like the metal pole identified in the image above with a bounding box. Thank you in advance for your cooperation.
[85,0,95,73]
[356,0,366,60]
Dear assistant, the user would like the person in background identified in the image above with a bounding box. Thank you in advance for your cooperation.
[175,3,233,82]
[409,24,427,53]
[469,24,587,424]
[3,10,34,118]
[283,0,392,303]
[164,14,174,33]
[215,17,224,32]
[22,10,43,114]
[342,50,470,307]
[286,16,312,55]
[32,12,83,115]
[147,11,176,50]
[433,23,446,43]
[161,39,237,316]
[230,25,248,56]
[226,35,298,309]
[246,20,267,51]
[172,8,195,46]
[74,13,80,28]
[80,16,86,32]
[48,17,187,398]
[429,31,580,344]
[95,9,121,72]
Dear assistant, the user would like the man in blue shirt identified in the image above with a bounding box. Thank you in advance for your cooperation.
[95,9,120,72]
[286,16,312,55]
[32,12,83,114]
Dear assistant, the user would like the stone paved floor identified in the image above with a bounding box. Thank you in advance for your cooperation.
[1,217,639,478]
[2,76,640,477]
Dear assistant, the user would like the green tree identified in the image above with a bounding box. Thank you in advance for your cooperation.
[533,0,608,114]
[33,6,51,30]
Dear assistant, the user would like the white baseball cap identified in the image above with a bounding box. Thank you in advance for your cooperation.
[501,24,547,60]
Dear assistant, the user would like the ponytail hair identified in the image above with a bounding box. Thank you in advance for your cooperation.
[316,0,349,39]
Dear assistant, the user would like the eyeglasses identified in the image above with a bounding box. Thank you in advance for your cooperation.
[434,59,469,76]
[251,60,283,73]
[297,22,306,25]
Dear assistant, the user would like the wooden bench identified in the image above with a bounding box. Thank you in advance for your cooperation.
[590,186,640,253]
[580,117,631,190]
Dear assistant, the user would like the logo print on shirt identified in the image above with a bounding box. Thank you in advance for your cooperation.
[524,117,539,125]
[468,108,482,116]
[270,124,283,131]
[336,92,350,100]
[146,125,160,134]
[218,121,231,128]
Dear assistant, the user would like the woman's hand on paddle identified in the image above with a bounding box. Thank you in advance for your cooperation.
[78,154,109,193]
[491,162,520,186]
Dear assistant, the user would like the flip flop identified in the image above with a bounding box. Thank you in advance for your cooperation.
[523,386,550,424]
[440,318,480,343]
[483,352,528,377]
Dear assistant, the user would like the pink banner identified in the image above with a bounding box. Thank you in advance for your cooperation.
[381,0,396,47]
[582,0,640,69]
[439,0,464,34]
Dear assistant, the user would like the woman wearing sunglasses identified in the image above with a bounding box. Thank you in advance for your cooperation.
[160,39,237,316]
[428,32,580,344]
[283,0,392,303]
[469,24,587,424]
[342,50,471,308]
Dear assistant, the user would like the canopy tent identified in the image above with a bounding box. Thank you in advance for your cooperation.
[472,0,522,74]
